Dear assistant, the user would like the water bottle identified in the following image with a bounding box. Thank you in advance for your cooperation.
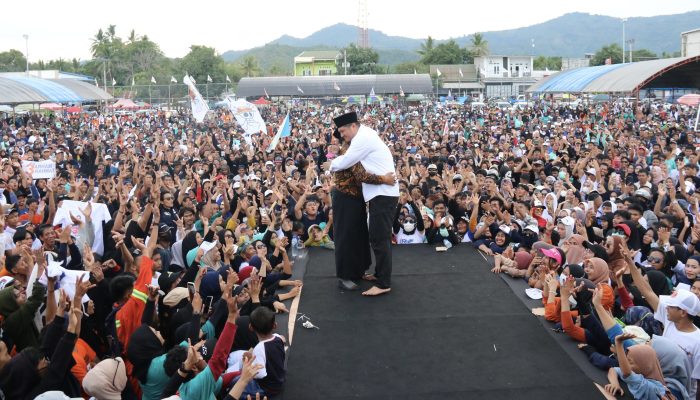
[291,236,299,258]
[296,236,306,258]
[443,239,453,250]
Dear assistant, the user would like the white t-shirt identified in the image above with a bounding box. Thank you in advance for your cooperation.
[655,298,700,397]
[395,230,425,244]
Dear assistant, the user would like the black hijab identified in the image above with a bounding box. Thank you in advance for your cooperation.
[181,231,200,266]
[126,325,164,384]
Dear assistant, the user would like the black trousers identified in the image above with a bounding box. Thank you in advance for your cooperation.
[368,195,398,289]
[332,189,372,281]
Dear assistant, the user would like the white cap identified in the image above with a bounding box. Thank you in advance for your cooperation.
[232,182,241,189]
[199,241,217,253]
[428,164,437,170]
[585,168,596,175]
[660,290,700,316]
[264,189,274,197]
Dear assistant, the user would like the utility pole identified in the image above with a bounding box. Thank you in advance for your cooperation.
[22,34,29,76]
[622,18,627,63]
[627,38,635,63]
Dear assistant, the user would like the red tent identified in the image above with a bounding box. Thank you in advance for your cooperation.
[112,98,140,109]
[252,97,270,105]
[677,94,700,107]
[39,103,64,111]
[66,106,82,113]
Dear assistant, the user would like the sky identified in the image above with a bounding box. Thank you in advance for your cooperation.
[1,0,698,62]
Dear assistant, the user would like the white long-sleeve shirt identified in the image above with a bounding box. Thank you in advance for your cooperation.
[330,125,399,202]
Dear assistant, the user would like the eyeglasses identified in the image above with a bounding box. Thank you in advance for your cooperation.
[647,256,663,263]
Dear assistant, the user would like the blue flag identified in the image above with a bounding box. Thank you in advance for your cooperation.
[267,113,291,152]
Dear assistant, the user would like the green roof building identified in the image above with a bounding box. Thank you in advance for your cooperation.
[294,51,340,77]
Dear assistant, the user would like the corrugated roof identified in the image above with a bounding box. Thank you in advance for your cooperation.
[429,64,477,81]
[236,74,433,97]
[528,56,700,93]
[0,76,112,104]
[296,51,340,60]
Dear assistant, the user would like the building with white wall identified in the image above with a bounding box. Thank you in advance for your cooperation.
[474,56,537,98]
[681,28,700,57]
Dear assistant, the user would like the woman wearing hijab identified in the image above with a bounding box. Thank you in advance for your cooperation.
[605,235,628,274]
[606,338,675,400]
[556,216,576,246]
[562,234,586,266]
[650,335,692,400]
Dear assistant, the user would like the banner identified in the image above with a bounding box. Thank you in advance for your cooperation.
[183,75,210,123]
[22,160,56,179]
[267,113,291,153]
[53,200,112,256]
[226,99,267,141]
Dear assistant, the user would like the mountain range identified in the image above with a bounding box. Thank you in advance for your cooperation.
[221,11,700,71]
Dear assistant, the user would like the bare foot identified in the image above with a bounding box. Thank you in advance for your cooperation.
[362,286,391,296]
[362,273,377,281]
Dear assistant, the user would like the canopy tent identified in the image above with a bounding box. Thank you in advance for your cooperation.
[111,98,139,109]
[252,97,271,105]
[528,56,700,94]
[0,75,112,104]
[65,106,82,113]
[678,94,700,107]
[39,103,64,110]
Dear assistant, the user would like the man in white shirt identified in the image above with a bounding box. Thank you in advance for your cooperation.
[330,112,399,296]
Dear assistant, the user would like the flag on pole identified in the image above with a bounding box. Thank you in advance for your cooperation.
[297,85,304,94]
[369,87,375,97]
[333,82,340,91]
[151,76,156,84]
[226,75,231,83]
[267,113,292,152]
[94,78,98,87]
[264,88,269,98]
[131,77,135,86]
[224,99,267,144]
[189,75,196,84]
[112,78,116,86]
[414,68,417,75]
[399,86,405,97]
[442,119,449,136]
[170,76,177,83]
[604,58,612,65]
[459,68,464,78]
[183,75,210,123]
[207,75,213,83]
[436,68,442,77]
[448,89,452,98]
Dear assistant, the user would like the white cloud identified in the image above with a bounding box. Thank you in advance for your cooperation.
[1,0,697,61]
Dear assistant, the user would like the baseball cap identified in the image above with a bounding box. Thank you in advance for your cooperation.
[613,223,631,238]
[264,189,274,197]
[158,271,181,292]
[540,247,563,265]
[660,289,700,316]
[428,164,437,170]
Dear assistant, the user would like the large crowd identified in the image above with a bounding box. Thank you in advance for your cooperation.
[0,95,698,399]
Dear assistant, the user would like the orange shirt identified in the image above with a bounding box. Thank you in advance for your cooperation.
[116,256,154,352]
[71,338,97,384]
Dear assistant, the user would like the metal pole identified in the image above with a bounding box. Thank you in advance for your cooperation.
[344,50,347,75]
[695,105,700,132]
[149,84,152,105]
[622,18,626,63]
[168,84,171,108]
[23,34,29,75]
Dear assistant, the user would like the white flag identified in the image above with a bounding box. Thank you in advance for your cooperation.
[94,78,98,87]
[225,99,267,143]
[399,86,405,97]
[459,68,464,78]
[151,76,156,84]
[436,68,442,77]
[112,78,116,86]
[297,85,304,94]
[190,75,196,84]
[170,76,177,83]
[369,87,375,97]
[333,82,340,91]
[131,77,135,86]
[226,75,231,83]
[264,88,269,98]
[207,75,213,83]
[414,68,417,75]
[448,89,452,98]
[183,75,210,123]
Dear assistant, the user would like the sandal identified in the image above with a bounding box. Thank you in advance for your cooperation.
[362,273,377,281]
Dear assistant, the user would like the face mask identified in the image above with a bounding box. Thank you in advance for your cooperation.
[558,171,566,180]
[429,171,437,177]
[439,227,449,237]
[403,222,415,232]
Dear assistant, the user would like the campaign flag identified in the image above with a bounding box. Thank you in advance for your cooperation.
[399,86,405,97]
[264,88,269,98]
[436,68,442,77]
[414,68,417,75]
[225,99,267,142]
[369,87,375,97]
[226,75,231,83]
[22,160,56,179]
[297,85,304,94]
[207,75,213,83]
[112,78,116,86]
[151,76,157,84]
[333,82,340,91]
[94,78,98,87]
[267,113,291,152]
[131,77,135,86]
[170,76,177,83]
[459,68,464,78]
[183,75,210,123]
[442,119,449,136]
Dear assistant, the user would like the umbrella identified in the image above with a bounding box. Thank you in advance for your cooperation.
[39,103,64,111]
[677,94,700,107]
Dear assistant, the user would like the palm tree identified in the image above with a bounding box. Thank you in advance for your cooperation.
[90,29,105,57]
[418,36,435,58]
[471,33,489,57]
[128,29,137,44]
[239,56,260,77]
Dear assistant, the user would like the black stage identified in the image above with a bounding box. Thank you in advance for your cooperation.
[282,245,603,399]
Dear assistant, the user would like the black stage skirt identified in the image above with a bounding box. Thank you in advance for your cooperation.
[332,188,372,281]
